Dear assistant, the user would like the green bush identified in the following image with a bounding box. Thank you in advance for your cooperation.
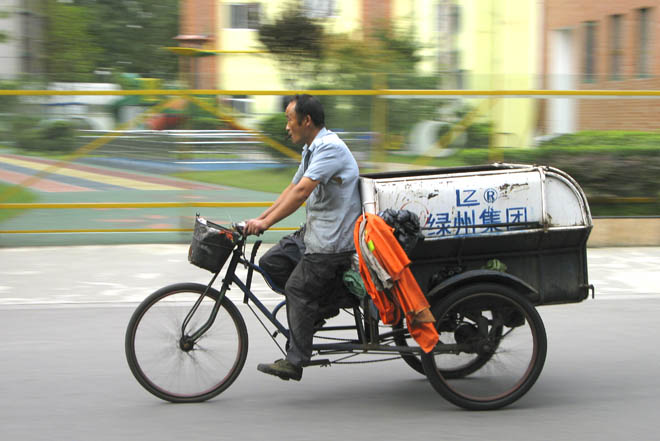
[390,130,660,215]
[466,122,493,149]
[38,120,79,152]
[539,130,660,148]
[497,147,660,199]
[181,98,230,130]
[517,134,659,202]
[10,117,80,152]
[185,116,225,130]
[428,132,660,215]
[259,112,296,159]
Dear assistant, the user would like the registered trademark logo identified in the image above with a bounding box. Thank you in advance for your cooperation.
[484,188,499,204]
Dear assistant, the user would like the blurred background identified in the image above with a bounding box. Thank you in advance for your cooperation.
[0,0,658,247]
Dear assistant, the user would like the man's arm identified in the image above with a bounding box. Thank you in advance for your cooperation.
[245,177,318,235]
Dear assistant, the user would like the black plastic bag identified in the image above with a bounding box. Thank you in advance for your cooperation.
[377,208,425,254]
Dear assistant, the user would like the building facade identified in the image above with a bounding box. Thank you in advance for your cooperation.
[455,0,543,148]
[0,0,44,80]
[178,0,542,147]
[543,0,660,133]
[177,1,452,118]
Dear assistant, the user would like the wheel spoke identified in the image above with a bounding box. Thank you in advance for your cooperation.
[421,284,547,410]
[125,283,248,402]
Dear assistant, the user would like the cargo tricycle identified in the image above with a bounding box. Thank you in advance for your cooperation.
[125,163,593,410]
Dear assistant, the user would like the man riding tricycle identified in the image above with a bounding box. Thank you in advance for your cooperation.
[125,95,593,410]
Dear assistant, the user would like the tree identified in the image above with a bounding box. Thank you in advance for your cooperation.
[314,26,441,137]
[257,2,324,88]
[43,0,103,82]
[42,0,179,82]
[257,8,444,146]
[83,0,180,79]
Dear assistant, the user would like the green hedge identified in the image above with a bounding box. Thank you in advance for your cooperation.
[539,130,660,148]
[9,117,84,153]
[391,131,660,215]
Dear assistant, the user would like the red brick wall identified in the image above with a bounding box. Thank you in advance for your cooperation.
[544,0,660,131]
[178,0,217,89]
[363,0,391,33]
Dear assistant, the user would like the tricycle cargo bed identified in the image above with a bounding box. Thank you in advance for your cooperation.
[359,163,593,305]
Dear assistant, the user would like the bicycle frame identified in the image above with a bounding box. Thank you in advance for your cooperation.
[181,235,426,363]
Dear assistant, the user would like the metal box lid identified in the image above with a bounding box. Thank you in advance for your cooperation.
[359,163,592,241]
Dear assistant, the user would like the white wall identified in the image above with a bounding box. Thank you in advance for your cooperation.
[548,28,576,134]
[0,0,22,79]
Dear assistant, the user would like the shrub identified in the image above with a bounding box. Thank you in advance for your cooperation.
[466,122,493,149]
[38,120,78,152]
[258,113,297,159]
[10,117,80,152]
[539,130,660,148]
[437,135,660,215]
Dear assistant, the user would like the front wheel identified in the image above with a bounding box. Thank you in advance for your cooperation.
[421,283,547,410]
[125,282,248,403]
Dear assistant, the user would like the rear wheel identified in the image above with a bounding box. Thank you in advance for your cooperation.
[125,283,248,403]
[421,283,546,410]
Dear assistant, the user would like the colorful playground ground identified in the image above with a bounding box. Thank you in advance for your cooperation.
[0,153,298,246]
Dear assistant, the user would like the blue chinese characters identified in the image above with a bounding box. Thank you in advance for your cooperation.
[424,188,529,237]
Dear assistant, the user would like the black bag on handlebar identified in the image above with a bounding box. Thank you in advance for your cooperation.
[188,216,237,273]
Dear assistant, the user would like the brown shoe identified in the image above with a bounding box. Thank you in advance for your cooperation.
[257,359,303,381]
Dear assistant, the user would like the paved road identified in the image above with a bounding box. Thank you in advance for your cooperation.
[1,246,659,440]
[1,245,658,305]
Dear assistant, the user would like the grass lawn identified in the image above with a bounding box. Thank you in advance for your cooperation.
[173,167,298,194]
[0,183,39,222]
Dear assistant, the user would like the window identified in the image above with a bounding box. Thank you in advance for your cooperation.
[229,3,260,29]
[449,4,461,35]
[435,3,460,35]
[637,7,652,77]
[609,14,623,80]
[304,0,336,19]
[583,21,597,83]
[225,95,252,114]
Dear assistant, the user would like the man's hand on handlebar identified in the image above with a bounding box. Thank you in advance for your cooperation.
[244,218,270,236]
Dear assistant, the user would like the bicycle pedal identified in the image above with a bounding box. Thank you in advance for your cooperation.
[306,359,331,367]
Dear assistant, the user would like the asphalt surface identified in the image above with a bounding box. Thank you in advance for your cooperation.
[1,246,659,440]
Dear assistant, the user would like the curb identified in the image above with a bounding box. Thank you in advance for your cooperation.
[588,218,660,247]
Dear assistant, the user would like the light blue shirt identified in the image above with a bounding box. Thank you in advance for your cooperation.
[292,127,361,254]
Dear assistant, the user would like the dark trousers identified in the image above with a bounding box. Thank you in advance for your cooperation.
[258,229,305,290]
[284,252,354,367]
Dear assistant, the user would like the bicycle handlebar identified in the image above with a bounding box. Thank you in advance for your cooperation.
[233,221,246,237]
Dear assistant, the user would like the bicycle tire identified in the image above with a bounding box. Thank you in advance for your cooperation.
[125,282,248,403]
[421,283,547,410]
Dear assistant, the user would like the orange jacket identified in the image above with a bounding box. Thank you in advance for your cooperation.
[354,213,439,353]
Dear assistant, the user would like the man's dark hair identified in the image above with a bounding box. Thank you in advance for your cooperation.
[290,94,325,127]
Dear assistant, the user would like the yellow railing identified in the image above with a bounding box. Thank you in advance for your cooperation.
[3,89,660,97]
[0,202,273,209]
[0,201,301,234]
[2,88,658,237]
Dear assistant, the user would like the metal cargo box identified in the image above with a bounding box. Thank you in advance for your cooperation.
[359,163,593,305]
